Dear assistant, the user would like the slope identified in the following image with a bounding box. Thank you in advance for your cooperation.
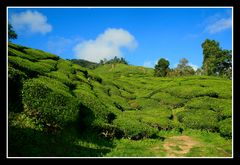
[8,42,232,157]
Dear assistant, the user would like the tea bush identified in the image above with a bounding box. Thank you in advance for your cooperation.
[24,48,59,60]
[218,118,232,138]
[176,109,218,131]
[8,56,55,77]
[22,76,79,128]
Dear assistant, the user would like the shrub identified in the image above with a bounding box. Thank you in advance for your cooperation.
[22,76,79,128]
[87,70,103,83]
[57,59,74,75]
[8,66,27,112]
[47,71,77,90]
[8,47,37,61]
[37,59,58,70]
[185,96,232,119]
[218,118,232,138]
[176,109,218,131]
[151,92,186,108]
[8,56,55,77]
[113,112,158,140]
[74,89,111,128]
[24,48,59,60]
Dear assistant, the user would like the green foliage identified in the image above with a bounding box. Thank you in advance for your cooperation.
[176,109,218,131]
[8,66,27,112]
[8,23,17,40]
[201,39,232,78]
[8,47,37,61]
[100,56,128,65]
[24,48,59,60]
[22,76,79,128]
[8,56,55,77]
[154,58,170,77]
[71,59,99,69]
[113,112,158,139]
[185,96,231,119]
[151,92,186,108]
[8,43,232,157]
[218,118,232,138]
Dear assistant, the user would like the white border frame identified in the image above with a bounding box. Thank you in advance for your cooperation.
[6,6,234,159]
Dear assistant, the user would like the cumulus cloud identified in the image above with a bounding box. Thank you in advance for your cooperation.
[204,16,232,34]
[73,28,137,62]
[10,10,52,34]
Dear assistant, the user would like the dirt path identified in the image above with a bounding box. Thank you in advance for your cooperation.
[163,135,199,157]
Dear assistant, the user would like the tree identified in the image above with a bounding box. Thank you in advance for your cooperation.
[176,58,195,76]
[154,58,170,77]
[201,39,232,78]
[8,23,17,40]
[195,68,203,76]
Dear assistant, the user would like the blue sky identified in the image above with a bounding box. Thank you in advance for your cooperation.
[8,7,232,69]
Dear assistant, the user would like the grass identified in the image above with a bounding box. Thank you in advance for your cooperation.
[8,43,232,157]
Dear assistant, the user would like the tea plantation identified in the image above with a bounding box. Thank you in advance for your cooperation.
[8,42,232,157]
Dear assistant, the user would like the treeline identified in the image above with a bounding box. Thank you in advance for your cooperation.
[154,39,232,79]
[100,56,128,65]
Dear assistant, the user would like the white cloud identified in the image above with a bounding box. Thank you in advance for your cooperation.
[189,63,199,71]
[73,28,137,62]
[10,10,52,34]
[204,16,232,34]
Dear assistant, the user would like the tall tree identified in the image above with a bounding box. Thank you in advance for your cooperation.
[154,58,170,77]
[201,39,221,75]
[201,39,232,78]
[8,23,17,40]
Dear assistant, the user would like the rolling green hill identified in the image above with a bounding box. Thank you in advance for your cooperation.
[8,42,232,157]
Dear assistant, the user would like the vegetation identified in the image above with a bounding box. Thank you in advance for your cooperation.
[202,39,232,78]
[71,59,99,69]
[8,42,232,157]
[154,58,170,77]
[100,56,128,65]
[8,23,17,40]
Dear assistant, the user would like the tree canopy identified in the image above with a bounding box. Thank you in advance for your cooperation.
[154,58,170,77]
[201,39,232,78]
[8,23,17,40]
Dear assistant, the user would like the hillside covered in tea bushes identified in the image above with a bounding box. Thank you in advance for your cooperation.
[8,42,232,157]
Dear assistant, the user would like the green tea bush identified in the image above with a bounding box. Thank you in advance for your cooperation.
[24,48,59,60]
[135,98,160,109]
[185,96,232,119]
[74,89,110,128]
[8,42,28,51]
[110,94,130,111]
[47,71,77,90]
[37,59,58,70]
[119,89,136,100]
[22,76,79,128]
[218,118,232,138]
[163,85,219,99]
[113,113,158,140]
[57,59,75,75]
[8,47,37,61]
[138,107,173,130]
[151,92,186,108]
[8,56,55,77]
[87,70,102,83]
[176,109,218,131]
[8,66,27,112]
